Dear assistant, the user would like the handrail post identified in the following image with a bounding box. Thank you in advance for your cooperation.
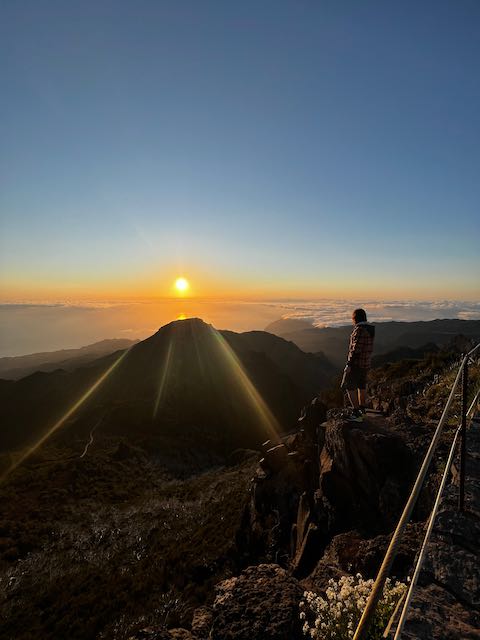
[459,355,468,512]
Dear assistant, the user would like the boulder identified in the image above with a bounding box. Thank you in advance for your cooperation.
[302,525,423,593]
[317,417,415,533]
[401,584,480,640]
[297,397,327,442]
[191,606,213,639]
[210,564,304,640]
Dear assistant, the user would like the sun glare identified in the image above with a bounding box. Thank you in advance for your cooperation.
[174,277,189,294]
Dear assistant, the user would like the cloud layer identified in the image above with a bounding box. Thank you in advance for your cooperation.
[1,299,479,357]
[266,299,480,327]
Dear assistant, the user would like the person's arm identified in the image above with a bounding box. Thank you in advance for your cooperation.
[345,326,360,369]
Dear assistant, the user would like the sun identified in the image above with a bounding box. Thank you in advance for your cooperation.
[174,277,189,294]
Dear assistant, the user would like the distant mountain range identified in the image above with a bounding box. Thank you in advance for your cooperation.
[265,318,480,368]
[0,339,138,380]
[0,319,335,453]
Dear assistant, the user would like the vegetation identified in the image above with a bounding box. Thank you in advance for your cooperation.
[0,436,257,639]
[300,575,407,640]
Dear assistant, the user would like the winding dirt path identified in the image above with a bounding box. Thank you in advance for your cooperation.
[79,417,103,458]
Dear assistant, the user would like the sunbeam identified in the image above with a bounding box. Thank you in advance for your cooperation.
[209,327,282,441]
[153,339,175,418]
[0,349,129,485]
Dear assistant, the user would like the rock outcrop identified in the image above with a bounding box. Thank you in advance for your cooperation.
[210,564,304,640]
[318,416,414,533]
[244,398,417,578]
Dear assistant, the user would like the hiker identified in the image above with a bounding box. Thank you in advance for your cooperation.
[341,308,375,422]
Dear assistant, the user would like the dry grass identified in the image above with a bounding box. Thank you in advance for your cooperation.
[0,437,258,639]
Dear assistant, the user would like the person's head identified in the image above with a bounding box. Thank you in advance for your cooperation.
[352,308,367,324]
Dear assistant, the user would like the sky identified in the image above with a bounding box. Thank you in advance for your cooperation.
[1,1,479,312]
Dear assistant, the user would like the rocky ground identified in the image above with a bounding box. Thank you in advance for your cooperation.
[401,415,480,640]
[1,342,479,639]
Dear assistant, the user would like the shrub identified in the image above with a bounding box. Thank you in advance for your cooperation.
[300,574,407,640]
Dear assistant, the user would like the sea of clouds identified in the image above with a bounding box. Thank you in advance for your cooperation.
[263,299,480,327]
[1,299,479,357]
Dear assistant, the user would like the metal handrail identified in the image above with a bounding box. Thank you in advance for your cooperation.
[468,388,480,418]
[466,342,480,359]
[393,389,480,638]
[353,342,480,640]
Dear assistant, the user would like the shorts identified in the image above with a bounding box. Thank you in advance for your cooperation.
[341,365,368,390]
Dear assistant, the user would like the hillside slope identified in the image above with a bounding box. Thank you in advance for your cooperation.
[0,339,138,380]
[0,319,334,453]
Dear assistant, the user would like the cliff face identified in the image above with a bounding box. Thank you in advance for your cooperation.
[243,407,420,580]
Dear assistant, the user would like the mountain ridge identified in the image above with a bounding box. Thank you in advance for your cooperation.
[265,318,480,367]
[0,338,139,380]
[0,318,334,454]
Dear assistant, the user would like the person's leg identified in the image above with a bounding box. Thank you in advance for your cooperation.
[347,388,360,409]
[358,388,366,408]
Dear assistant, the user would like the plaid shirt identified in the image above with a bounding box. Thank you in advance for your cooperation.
[347,323,375,369]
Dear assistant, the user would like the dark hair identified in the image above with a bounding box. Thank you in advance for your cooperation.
[352,308,367,323]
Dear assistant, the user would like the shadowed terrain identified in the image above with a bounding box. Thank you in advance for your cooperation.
[1,321,478,639]
[0,319,335,455]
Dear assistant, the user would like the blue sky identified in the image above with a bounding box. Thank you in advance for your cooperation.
[1,0,479,299]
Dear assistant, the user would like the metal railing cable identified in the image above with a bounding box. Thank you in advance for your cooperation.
[467,388,480,422]
[392,387,480,638]
[353,342,480,640]
[382,590,407,639]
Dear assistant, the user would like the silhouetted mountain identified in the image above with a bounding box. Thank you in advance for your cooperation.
[265,318,480,367]
[0,319,334,453]
[371,342,440,367]
[265,318,313,334]
[0,338,138,380]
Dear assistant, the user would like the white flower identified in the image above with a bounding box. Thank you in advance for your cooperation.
[300,573,407,640]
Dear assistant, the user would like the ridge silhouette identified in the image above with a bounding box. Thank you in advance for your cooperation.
[0,318,333,454]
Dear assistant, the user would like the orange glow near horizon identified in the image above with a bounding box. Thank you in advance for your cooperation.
[2,266,479,303]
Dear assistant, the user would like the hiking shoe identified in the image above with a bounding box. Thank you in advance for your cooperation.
[346,410,364,423]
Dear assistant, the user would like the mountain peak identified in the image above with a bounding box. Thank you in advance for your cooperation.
[163,317,210,329]
[152,317,213,339]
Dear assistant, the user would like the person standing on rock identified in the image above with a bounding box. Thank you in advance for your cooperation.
[341,308,375,422]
